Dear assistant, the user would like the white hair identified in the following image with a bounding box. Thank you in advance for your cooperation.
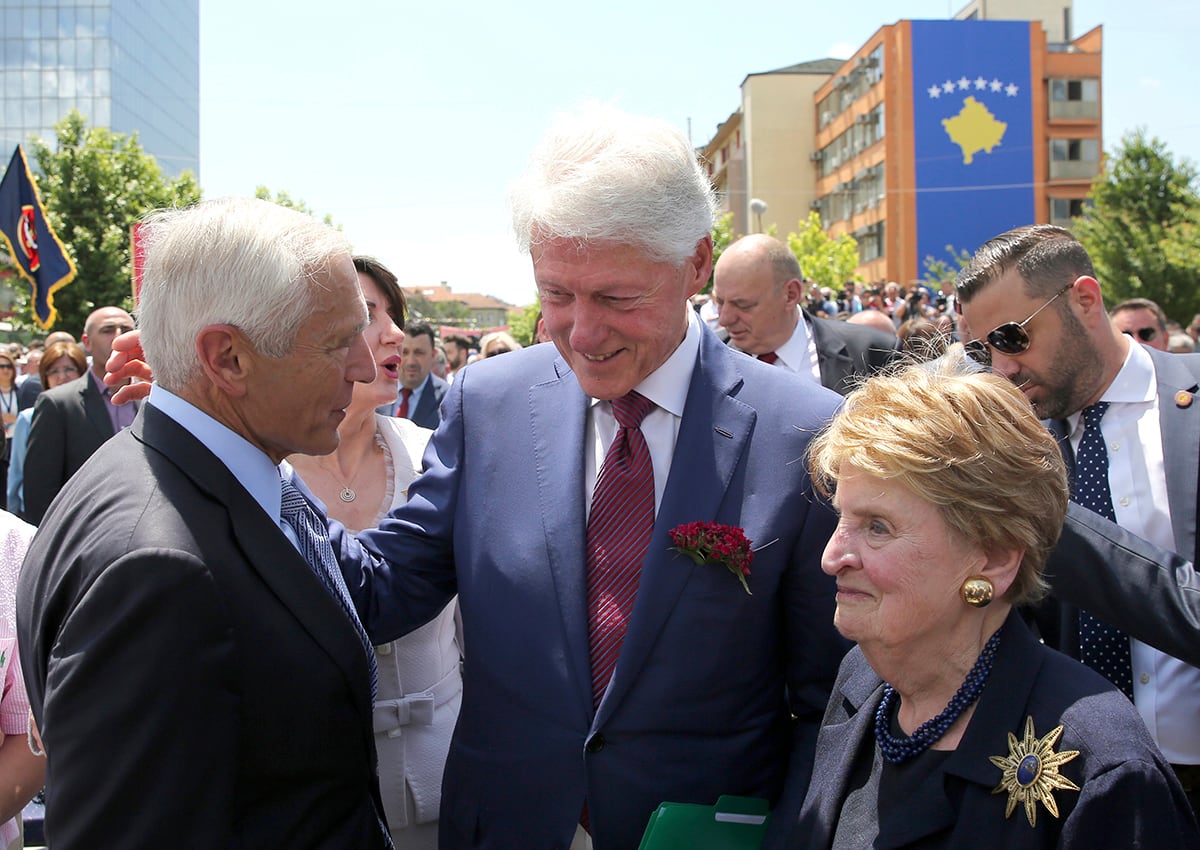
[137,197,350,390]
[509,105,717,264]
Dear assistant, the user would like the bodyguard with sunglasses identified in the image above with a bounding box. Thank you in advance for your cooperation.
[956,224,1200,813]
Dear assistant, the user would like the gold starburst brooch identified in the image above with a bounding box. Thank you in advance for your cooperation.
[989,716,1080,827]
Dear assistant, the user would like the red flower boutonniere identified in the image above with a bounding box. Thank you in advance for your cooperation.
[669,521,754,595]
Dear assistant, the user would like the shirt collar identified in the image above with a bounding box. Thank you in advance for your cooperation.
[589,307,700,418]
[148,383,285,523]
[1065,340,1156,434]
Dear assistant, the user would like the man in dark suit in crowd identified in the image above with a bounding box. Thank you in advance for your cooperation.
[394,320,448,429]
[957,223,1200,810]
[333,107,848,850]
[712,234,899,395]
[22,309,135,523]
[18,197,391,848]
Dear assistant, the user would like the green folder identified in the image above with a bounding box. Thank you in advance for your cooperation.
[637,795,771,849]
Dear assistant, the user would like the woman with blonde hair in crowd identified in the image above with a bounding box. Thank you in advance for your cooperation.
[785,347,1199,848]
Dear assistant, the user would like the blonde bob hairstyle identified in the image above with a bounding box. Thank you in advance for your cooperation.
[808,346,1067,606]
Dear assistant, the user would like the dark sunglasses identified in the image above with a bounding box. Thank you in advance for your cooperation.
[1121,327,1158,342]
[0,364,14,371]
[973,280,1075,356]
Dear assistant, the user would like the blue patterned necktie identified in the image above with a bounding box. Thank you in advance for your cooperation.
[279,477,378,701]
[1071,402,1134,700]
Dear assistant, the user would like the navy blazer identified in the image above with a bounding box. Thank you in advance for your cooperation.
[410,372,448,430]
[18,405,388,848]
[1039,348,1200,665]
[791,612,1199,849]
[336,326,849,850]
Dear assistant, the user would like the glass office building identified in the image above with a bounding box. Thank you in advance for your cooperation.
[0,0,199,178]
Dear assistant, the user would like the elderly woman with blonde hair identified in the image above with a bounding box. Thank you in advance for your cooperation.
[783,347,1199,848]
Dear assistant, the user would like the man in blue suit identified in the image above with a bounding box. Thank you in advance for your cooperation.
[335,107,848,849]
[389,320,448,429]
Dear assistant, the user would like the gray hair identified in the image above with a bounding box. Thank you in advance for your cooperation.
[509,105,717,264]
[137,197,350,390]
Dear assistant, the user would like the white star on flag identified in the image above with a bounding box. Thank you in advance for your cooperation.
[943,80,956,94]
[990,79,1003,92]
[1006,83,1019,96]
[928,84,942,98]
[957,76,971,90]
[975,76,988,89]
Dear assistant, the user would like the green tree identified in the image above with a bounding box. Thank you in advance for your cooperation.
[704,212,736,294]
[922,245,973,287]
[253,185,337,228]
[507,300,541,347]
[405,292,472,323]
[1074,129,1200,323]
[26,110,200,333]
[786,212,860,291]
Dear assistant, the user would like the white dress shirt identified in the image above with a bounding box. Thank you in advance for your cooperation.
[585,309,700,518]
[1066,341,1199,764]
[763,307,822,384]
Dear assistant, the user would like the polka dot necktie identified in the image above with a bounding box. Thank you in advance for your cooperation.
[586,391,656,706]
[1071,402,1134,700]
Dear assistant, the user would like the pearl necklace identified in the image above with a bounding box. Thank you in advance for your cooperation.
[874,625,1004,764]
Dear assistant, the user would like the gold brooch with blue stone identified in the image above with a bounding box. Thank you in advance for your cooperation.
[989,716,1080,826]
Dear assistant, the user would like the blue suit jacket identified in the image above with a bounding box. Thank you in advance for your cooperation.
[410,372,448,430]
[336,327,849,850]
[793,612,1199,849]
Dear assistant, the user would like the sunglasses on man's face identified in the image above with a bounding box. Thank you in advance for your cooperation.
[1121,327,1159,342]
[969,280,1075,357]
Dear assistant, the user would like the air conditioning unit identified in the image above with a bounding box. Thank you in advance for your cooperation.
[809,199,822,210]
[809,151,824,162]
[820,110,833,124]
[855,114,871,125]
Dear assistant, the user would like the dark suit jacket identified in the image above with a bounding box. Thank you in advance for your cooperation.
[17,404,388,849]
[23,373,120,524]
[410,372,448,430]
[16,375,40,411]
[1038,349,1200,665]
[791,613,1199,849]
[806,309,901,395]
[335,326,850,850]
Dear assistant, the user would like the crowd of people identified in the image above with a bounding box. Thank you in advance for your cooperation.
[0,104,1197,850]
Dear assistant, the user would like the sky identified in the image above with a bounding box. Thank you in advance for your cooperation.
[198,0,1199,309]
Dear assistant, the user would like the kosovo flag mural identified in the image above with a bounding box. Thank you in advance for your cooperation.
[0,146,77,329]
[911,20,1035,267]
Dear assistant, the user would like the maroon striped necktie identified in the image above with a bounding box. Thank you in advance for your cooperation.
[397,387,412,418]
[586,390,656,706]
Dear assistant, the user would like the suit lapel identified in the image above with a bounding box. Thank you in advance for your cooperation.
[132,406,373,726]
[1150,349,1200,561]
[529,358,593,719]
[595,333,753,724]
[81,376,116,438]
[807,311,852,391]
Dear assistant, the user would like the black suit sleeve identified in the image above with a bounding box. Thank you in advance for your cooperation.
[1045,503,1200,667]
[23,394,68,524]
[30,550,240,848]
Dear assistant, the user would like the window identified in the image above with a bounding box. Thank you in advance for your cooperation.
[1051,138,1100,162]
[1050,78,1099,102]
[1051,198,1088,219]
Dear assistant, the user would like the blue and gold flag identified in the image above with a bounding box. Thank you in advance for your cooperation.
[0,145,77,329]
[911,20,1036,265]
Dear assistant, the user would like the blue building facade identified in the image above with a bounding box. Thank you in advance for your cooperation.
[0,0,199,178]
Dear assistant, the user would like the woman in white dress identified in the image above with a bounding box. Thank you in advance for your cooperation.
[290,257,461,850]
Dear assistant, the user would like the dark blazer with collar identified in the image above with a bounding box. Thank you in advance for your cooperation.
[805,309,901,396]
[17,404,388,849]
[409,372,449,430]
[23,372,128,524]
[790,613,1199,849]
[16,374,41,411]
[1038,348,1200,665]
[335,325,850,850]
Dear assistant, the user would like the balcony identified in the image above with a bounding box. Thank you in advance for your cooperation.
[1049,100,1099,121]
[1049,159,1101,181]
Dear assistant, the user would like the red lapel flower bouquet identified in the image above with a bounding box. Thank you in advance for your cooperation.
[669,521,754,595]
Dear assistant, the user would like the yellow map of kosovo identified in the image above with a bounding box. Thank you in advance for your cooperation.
[942,96,1007,164]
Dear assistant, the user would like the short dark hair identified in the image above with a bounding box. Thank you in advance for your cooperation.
[442,332,473,350]
[956,224,1095,305]
[1110,297,1168,330]
[404,320,436,348]
[353,256,407,326]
